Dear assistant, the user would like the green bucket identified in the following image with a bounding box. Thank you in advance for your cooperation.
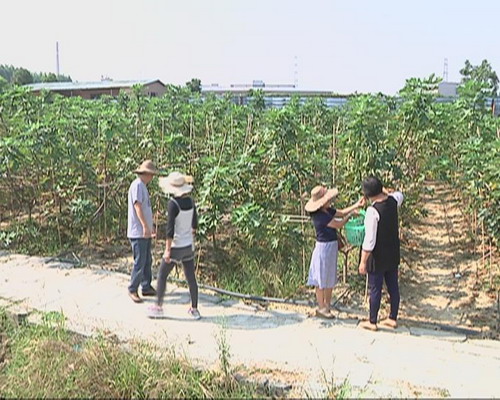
[344,210,365,246]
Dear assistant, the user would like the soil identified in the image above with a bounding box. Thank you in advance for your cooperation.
[399,183,498,335]
[62,182,499,337]
[340,182,499,337]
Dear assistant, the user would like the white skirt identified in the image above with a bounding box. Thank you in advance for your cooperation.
[307,241,338,289]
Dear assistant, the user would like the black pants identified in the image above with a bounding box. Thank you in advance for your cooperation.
[368,267,400,324]
[157,250,198,309]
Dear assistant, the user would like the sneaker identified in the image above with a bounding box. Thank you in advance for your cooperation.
[128,291,143,303]
[188,308,201,320]
[141,287,157,297]
[147,304,164,318]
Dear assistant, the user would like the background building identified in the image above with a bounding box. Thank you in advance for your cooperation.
[26,79,166,99]
[438,81,459,97]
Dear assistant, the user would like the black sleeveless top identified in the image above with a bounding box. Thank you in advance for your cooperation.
[371,197,400,272]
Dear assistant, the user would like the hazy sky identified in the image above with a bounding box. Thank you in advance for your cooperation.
[1,0,499,94]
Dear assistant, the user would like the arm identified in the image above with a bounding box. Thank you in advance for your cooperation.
[164,199,179,262]
[389,191,404,207]
[327,210,356,229]
[335,197,365,217]
[359,250,371,275]
[133,202,151,238]
[358,207,379,274]
[163,238,172,263]
[192,202,198,234]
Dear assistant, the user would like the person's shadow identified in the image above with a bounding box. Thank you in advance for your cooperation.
[144,291,306,330]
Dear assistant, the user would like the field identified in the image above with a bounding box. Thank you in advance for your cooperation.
[0,75,498,301]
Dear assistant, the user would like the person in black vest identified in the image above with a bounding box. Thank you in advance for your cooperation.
[358,176,404,331]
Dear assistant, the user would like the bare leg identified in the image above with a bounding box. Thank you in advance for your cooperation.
[315,287,325,309]
[324,288,333,311]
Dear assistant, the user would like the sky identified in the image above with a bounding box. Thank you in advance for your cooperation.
[1,0,499,94]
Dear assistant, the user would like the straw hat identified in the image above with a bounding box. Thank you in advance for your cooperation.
[134,160,158,175]
[304,185,338,212]
[158,172,193,197]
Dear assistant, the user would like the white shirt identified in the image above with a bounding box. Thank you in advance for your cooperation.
[362,192,404,252]
[170,198,194,248]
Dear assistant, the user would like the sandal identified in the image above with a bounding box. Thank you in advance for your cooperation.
[315,308,335,319]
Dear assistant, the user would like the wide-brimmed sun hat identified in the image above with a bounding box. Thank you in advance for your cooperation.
[134,160,158,175]
[304,185,339,213]
[158,172,193,197]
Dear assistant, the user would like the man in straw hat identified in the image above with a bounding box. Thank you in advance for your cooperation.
[127,160,158,303]
[305,185,364,319]
[147,171,201,319]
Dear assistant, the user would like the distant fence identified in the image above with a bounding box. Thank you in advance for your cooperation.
[205,93,500,115]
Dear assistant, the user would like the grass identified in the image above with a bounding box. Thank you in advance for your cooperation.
[0,308,263,399]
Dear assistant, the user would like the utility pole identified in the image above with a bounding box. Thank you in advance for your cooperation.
[443,58,448,82]
[56,41,60,76]
[294,55,298,88]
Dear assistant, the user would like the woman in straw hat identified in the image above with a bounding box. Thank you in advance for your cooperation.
[305,185,364,319]
[148,172,201,319]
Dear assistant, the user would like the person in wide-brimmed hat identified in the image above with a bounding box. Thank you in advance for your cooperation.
[127,160,159,303]
[148,171,201,320]
[158,171,193,197]
[305,185,364,319]
[134,160,158,175]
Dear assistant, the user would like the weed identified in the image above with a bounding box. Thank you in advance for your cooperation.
[0,307,262,398]
[216,320,232,379]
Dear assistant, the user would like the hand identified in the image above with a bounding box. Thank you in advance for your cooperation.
[356,197,366,208]
[346,210,357,220]
[143,226,152,238]
[163,250,171,263]
[358,262,367,275]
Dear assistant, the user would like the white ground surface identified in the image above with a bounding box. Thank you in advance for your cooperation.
[1,252,499,398]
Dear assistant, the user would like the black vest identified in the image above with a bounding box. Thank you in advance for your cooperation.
[371,197,400,272]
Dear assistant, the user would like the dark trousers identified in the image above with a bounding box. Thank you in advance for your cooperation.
[128,238,153,293]
[157,257,198,309]
[368,267,400,324]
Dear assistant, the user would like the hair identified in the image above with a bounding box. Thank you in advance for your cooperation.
[362,176,383,198]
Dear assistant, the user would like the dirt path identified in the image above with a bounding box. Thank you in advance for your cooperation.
[1,252,500,398]
[399,182,498,335]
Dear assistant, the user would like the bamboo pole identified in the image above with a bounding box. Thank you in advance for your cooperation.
[489,238,493,288]
[364,274,369,304]
[332,118,340,186]
[482,220,485,273]
[189,114,193,172]
[297,143,307,282]
[103,144,108,240]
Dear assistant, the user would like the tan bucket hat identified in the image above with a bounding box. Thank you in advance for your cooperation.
[134,160,158,175]
[158,172,193,197]
[304,185,338,213]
